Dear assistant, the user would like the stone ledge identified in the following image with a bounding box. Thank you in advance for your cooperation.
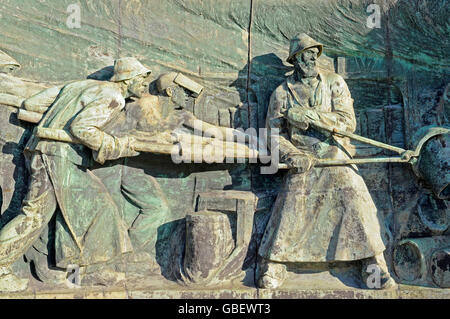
[0,285,448,299]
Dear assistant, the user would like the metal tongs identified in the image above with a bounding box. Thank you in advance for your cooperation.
[278,122,449,169]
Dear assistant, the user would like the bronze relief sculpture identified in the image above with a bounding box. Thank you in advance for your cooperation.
[0,4,448,297]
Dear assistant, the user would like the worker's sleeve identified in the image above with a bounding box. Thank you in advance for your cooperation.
[69,94,136,164]
[266,86,305,160]
[313,75,356,133]
[286,107,312,129]
[22,85,64,113]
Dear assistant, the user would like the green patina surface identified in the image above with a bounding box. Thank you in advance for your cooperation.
[0,0,448,293]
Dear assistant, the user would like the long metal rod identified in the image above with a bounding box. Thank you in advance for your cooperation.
[36,127,175,155]
[10,103,408,156]
[277,156,408,170]
[313,122,407,155]
[0,94,25,108]
[35,128,412,168]
[317,157,407,165]
[17,109,43,123]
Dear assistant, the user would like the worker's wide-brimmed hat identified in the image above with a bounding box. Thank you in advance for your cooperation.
[110,57,151,82]
[286,33,323,64]
[0,50,20,69]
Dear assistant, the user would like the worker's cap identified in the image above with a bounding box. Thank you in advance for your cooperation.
[287,33,323,65]
[156,72,204,97]
[110,57,151,82]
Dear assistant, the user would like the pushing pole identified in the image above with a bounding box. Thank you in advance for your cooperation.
[312,122,408,155]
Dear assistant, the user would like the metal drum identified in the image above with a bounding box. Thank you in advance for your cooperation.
[431,248,450,288]
[393,236,450,287]
[411,127,450,200]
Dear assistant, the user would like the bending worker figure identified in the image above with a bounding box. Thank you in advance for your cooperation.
[0,57,151,291]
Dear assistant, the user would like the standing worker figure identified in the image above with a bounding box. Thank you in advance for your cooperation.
[0,57,151,291]
[257,34,396,289]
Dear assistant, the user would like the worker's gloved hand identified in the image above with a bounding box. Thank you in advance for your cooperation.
[93,135,140,164]
[119,136,140,158]
[284,152,316,173]
[287,108,320,130]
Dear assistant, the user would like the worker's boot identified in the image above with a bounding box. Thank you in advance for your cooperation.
[79,264,126,287]
[0,266,29,292]
[361,253,397,289]
[256,259,287,289]
[25,248,67,285]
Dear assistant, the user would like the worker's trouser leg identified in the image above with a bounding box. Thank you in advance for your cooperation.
[256,257,287,289]
[0,154,57,267]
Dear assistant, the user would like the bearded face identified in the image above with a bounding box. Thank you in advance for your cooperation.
[293,47,319,79]
[166,85,197,110]
[127,73,150,98]
[170,86,188,109]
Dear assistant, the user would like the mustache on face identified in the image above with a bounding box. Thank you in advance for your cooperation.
[296,62,317,72]
[294,60,319,78]
[301,60,316,67]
